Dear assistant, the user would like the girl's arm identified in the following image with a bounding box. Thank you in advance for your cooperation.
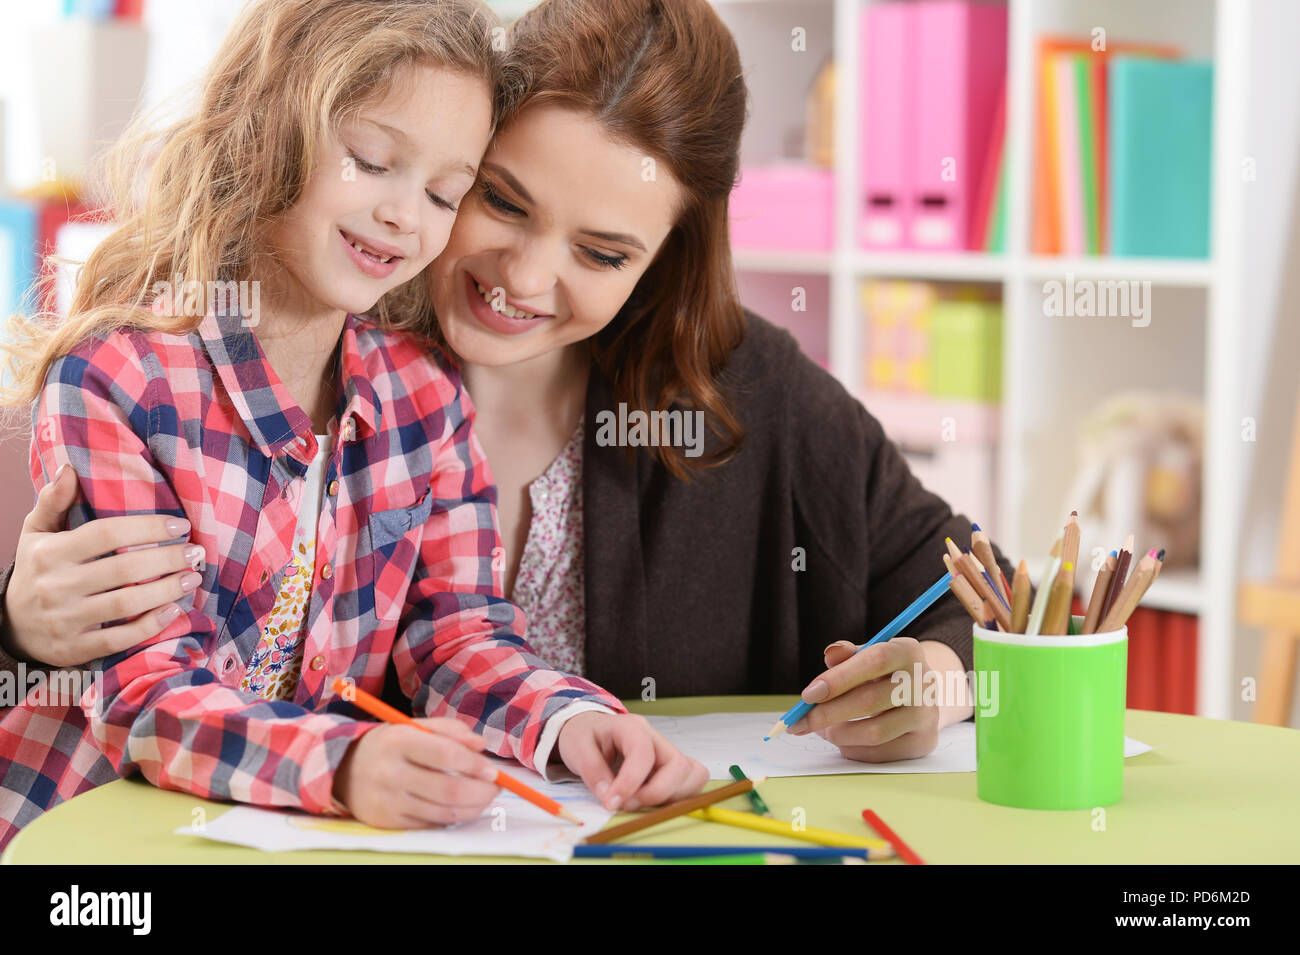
[390,382,627,773]
[30,334,372,815]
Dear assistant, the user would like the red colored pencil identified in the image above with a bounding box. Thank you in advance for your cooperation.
[862,809,925,865]
[331,677,580,824]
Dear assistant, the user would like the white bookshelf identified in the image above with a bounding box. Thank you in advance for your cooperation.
[717,0,1248,719]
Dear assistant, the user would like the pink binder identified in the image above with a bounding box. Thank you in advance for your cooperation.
[859,2,913,249]
[910,1,1008,250]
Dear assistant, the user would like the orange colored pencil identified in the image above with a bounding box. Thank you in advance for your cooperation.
[862,809,926,865]
[330,677,581,825]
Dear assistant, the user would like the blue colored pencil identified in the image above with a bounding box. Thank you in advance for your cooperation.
[572,845,871,860]
[765,570,954,740]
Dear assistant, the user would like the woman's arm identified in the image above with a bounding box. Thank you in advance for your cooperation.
[0,466,198,673]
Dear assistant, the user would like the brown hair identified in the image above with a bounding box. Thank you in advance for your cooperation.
[499,0,749,477]
[2,0,502,406]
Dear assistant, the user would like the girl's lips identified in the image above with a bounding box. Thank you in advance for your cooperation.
[340,230,402,280]
[463,271,550,336]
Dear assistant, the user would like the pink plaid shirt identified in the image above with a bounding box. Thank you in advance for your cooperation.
[0,309,623,847]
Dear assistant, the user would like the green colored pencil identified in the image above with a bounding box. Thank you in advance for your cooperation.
[728,764,774,818]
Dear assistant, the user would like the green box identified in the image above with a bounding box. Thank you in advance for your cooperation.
[928,301,1002,402]
[973,616,1127,809]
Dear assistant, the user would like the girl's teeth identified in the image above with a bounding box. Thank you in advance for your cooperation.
[348,237,394,264]
[474,280,536,320]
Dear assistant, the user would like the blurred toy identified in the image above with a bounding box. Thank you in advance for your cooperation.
[1063,393,1202,569]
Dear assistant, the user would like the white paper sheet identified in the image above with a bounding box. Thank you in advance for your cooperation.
[646,712,1153,779]
[175,758,612,862]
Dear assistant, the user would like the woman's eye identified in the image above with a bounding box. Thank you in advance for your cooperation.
[584,248,628,270]
[480,181,523,215]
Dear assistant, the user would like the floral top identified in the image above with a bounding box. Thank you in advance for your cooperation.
[240,433,331,700]
[512,422,586,675]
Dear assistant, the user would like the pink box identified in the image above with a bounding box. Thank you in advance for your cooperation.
[860,1,914,249]
[910,1,1008,250]
[729,164,834,251]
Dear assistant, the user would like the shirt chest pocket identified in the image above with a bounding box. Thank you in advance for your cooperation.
[368,490,434,624]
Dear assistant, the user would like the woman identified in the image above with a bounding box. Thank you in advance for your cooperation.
[2,0,995,763]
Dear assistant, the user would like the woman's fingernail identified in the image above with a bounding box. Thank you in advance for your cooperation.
[158,604,181,626]
[180,572,202,593]
[166,517,191,537]
[185,545,205,570]
[803,679,830,703]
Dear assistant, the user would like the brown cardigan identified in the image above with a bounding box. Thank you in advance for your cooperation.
[0,313,1008,702]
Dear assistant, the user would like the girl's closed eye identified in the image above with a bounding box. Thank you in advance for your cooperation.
[351,150,457,212]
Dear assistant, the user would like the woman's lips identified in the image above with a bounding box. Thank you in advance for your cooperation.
[463,271,549,336]
[340,229,402,279]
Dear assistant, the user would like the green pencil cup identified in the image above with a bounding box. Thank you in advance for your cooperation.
[973,616,1127,810]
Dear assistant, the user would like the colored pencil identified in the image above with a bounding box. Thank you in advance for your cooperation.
[1041,561,1075,635]
[646,854,866,865]
[959,551,1012,630]
[1099,549,1159,633]
[1010,559,1032,632]
[980,598,997,630]
[1081,550,1118,634]
[861,809,925,865]
[766,570,954,740]
[572,845,874,860]
[1049,536,1063,559]
[971,549,1012,613]
[971,523,1010,604]
[687,806,893,855]
[582,777,760,845]
[330,677,581,825]
[728,765,773,818]
[944,554,987,623]
[1025,556,1060,636]
[1061,510,1081,598]
[1098,534,1134,628]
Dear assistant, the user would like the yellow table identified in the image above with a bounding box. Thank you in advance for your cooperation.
[4,696,1299,864]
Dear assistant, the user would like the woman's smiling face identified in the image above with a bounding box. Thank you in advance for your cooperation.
[426,103,685,367]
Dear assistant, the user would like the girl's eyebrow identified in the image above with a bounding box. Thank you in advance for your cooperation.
[360,118,477,178]
[482,162,647,252]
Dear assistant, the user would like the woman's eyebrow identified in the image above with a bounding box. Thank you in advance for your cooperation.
[482,162,646,252]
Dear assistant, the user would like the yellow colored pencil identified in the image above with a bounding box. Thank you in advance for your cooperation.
[687,806,894,855]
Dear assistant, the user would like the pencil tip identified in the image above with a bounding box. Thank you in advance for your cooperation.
[971,522,981,531]
[1070,509,1078,518]
[1157,548,1166,560]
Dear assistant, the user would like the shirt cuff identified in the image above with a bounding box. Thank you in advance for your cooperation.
[533,700,617,782]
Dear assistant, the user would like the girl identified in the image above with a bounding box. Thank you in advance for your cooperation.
[0,0,704,849]
[4,0,997,772]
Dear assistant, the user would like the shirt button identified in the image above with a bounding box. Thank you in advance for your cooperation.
[321,563,333,580]
[328,480,339,496]
[309,655,325,671]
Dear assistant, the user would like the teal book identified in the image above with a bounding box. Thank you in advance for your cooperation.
[1108,57,1213,258]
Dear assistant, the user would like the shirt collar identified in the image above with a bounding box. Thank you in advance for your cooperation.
[199,310,380,461]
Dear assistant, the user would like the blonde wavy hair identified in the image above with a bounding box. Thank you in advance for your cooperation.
[1,0,502,407]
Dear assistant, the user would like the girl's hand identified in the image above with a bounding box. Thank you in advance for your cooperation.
[789,636,942,761]
[556,711,708,812]
[5,464,202,667]
[332,718,500,828]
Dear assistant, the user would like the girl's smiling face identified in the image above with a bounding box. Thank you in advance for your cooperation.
[426,104,685,367]
[268,63,492,319]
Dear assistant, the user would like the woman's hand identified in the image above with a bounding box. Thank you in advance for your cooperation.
[556,711,708,812]
[5,465,203,667]
[332,719,500,827]
[790,636,966,761]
